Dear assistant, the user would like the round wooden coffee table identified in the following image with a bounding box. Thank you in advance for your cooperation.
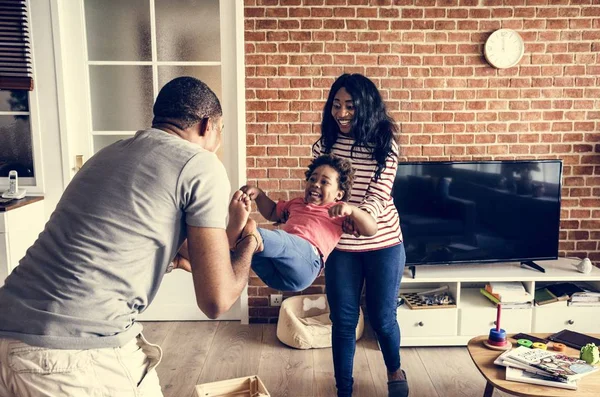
[467,334,600,397]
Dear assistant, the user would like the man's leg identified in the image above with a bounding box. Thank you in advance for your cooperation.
[0,338,16,397]
[0,335,163,397]
[88,334,164,397]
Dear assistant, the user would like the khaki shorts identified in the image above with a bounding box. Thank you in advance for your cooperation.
[0,333,163,397]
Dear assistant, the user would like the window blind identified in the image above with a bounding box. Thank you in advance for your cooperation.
[0,0,33,91]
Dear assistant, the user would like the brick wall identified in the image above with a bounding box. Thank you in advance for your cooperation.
[243,0,600,323]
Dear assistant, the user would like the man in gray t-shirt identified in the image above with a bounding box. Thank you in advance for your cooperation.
[0,77,259,396]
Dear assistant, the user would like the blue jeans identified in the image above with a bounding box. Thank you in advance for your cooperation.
[325,243,406,397]
[252,228,322,292]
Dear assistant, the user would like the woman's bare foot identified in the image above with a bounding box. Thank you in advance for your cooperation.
[240,219,264,253]
[226,190,251,249]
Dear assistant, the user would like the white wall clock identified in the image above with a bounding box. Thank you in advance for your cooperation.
[484,29,525,69]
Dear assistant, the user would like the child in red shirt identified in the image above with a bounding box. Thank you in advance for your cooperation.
[227,154,377,292]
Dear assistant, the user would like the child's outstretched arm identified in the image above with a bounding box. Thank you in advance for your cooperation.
[240,185,280,222]
[329,202,378,236]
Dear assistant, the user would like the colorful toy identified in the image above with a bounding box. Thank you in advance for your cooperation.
[517,339,533,348]
[483,304,512,350]
[551,343,566,352]
[532,342,547,350]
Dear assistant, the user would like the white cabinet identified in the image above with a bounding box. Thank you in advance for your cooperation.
[532,305,599,334]
[0,198,45,286]
[398,258,600,346]
[399,306,458,338]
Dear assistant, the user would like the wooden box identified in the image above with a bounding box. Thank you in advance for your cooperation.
[194,375,270,397]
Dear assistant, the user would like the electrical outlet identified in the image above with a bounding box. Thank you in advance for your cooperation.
[270,294,283,306]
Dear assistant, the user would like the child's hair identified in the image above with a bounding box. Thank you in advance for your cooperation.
[305,154,355,202]
[315,73,398,182]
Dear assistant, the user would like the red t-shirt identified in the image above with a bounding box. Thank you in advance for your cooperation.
[276,197,345,262]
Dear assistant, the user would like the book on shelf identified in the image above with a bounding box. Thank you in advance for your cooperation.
[479,289,532,309]
[485,282,533,303]
[534,287,560,306]
[568,301,600,307]
[545,282,585,299]
[570,291,600,302]
[505,346,599,382]
[505,367,578,390]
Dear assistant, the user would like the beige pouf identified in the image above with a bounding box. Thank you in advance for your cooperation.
[276,294,364,349]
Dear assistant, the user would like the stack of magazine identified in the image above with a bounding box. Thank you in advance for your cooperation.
[494,346,599,390]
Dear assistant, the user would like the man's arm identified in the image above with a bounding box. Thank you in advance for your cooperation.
[186,224,256,319]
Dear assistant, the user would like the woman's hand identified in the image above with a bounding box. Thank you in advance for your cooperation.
[342,217,361,237]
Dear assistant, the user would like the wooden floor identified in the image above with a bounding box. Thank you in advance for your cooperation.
[141,321,512,397]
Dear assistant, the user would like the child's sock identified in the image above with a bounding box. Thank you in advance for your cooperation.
[387,370,409,397]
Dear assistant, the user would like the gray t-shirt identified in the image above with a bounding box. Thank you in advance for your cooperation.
[0,128,230,349]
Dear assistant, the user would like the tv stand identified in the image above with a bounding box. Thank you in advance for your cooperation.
[397,258,600,347]
[520,260,546,273]
[409,265,416,279]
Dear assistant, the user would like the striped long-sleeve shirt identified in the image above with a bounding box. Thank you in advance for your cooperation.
[312,135,403,252]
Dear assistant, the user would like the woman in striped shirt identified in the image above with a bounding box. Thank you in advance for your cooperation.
[312,74,407,397]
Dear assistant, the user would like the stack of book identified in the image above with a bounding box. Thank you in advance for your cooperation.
[569,290,600,307]
[495,346,599,390]
[480,282,533,309]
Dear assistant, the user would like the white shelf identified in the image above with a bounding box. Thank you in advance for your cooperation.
[398,258,600,346]
[460,288,496,309]
[402,258,600,282]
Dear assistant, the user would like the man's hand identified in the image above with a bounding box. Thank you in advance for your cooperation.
[171,254,192,273]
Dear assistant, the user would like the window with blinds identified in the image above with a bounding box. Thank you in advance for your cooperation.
[0,0,33,91]
[0,0,34,180]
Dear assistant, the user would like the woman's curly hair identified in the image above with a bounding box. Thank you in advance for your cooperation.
[305,154,355,202]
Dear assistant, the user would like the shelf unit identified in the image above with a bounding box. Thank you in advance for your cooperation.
[397,258,600,347]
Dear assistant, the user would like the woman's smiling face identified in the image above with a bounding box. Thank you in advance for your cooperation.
[331,87,354,136]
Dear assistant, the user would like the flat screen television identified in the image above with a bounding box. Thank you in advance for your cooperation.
[393,160,562,273]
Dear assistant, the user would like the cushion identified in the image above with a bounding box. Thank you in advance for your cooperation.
[276,294,364,349]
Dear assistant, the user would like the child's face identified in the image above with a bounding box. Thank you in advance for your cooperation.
[331,87,355,136]
[304,165,344,205]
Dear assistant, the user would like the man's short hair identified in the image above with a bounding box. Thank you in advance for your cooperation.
[153,76,222,129]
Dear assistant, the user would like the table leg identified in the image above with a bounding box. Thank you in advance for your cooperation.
[483,381,494,397]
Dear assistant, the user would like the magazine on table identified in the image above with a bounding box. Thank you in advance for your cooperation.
[505,367,578,390]
[505,346,599,382]
[494,350,567,380]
